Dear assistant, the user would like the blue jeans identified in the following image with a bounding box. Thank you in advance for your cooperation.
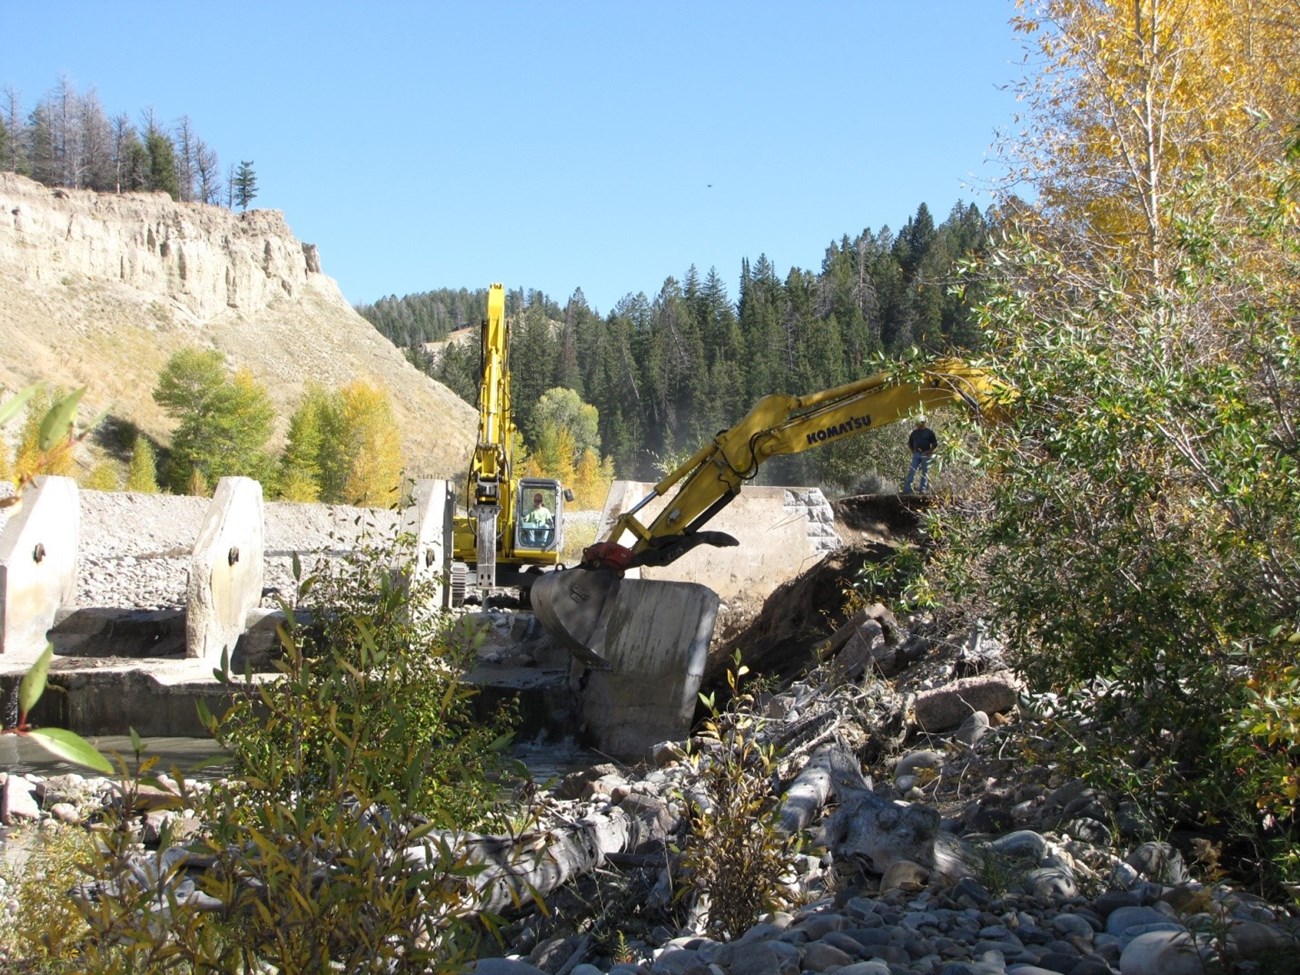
[904,451,933,493]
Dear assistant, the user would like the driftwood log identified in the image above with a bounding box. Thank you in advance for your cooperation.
[425,801,672,915]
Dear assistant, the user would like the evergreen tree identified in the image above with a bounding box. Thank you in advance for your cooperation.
[233,159,258,210]
[510,304,559,438]
[146,129,180,199]
[26,100,56,185]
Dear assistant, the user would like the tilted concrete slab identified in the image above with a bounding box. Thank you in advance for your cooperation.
[596,481,840,605]
[187,477,264,661]
[0,476,79,663]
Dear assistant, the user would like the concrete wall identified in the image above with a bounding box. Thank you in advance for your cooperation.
[0,479,453,670]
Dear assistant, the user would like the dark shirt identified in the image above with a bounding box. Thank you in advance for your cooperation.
[908,427,938,453]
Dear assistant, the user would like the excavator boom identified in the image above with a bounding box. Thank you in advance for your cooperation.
[451,284,568,602]
[531,358,1004,661]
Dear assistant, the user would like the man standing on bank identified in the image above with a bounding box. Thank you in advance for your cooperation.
[903,416,938,494]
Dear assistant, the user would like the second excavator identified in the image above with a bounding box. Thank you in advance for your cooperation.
[530,358,1004,663]
[450,283,570,604]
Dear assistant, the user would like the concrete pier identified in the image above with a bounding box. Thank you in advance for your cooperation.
[0,476,79,664]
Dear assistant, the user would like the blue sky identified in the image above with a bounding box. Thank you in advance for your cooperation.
[5,1,1024,315]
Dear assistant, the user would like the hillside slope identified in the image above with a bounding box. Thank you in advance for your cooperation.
[0,172,476,480]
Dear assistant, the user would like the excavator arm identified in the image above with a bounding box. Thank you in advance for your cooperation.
[531,357,1004,663]
[582,358,1000,573]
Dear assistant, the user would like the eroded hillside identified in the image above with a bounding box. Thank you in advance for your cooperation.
[0,172,475,479]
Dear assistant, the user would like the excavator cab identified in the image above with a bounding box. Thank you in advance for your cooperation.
[515,477,563,554]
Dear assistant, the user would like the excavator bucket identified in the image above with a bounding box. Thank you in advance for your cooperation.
[530,567,720,669]
[530,566,721,756]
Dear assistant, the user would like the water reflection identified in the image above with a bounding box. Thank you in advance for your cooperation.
[2,734,231,779]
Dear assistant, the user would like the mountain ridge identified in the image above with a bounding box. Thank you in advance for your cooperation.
[0,171,476,481]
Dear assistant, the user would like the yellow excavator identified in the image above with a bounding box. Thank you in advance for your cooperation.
[450,283,569,605]
[530,358,1005,658]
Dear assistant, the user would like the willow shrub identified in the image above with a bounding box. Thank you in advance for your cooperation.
[677,654,800,939]
[937,154,1300,889]
[210,532,518,828]
[72,531,524,973]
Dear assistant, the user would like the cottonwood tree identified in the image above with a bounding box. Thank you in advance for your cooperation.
[153,348,276,493]
[338,380,404,508]
[1002,0,1299,286]
[279,380,405,508]
[944,0,1300,883]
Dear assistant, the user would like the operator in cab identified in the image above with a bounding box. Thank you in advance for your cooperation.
[522,492,554,545]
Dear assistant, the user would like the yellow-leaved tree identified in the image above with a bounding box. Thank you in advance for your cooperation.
[13,387,77,481]
[125,434,160,493]
[281,379,404,508]
[339,379,404,508]
[1006,0,1300,286]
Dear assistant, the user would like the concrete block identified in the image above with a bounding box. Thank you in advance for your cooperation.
[571,579,718,759]
[186,477,264,661]
[0,476,79,662]
[403,478,454,610]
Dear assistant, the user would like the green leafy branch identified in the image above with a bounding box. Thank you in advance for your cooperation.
[4,643,113,774]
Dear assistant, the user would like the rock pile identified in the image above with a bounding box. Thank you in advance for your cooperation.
[5,621,1299,974]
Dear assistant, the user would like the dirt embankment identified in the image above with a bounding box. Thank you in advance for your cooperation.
[711,494,933,684]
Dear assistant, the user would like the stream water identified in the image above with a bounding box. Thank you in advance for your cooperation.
[2,733,601,786]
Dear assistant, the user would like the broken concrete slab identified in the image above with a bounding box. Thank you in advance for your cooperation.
[568,579,718,760]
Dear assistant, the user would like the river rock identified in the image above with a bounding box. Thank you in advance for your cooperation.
[1118,929,1204,975]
